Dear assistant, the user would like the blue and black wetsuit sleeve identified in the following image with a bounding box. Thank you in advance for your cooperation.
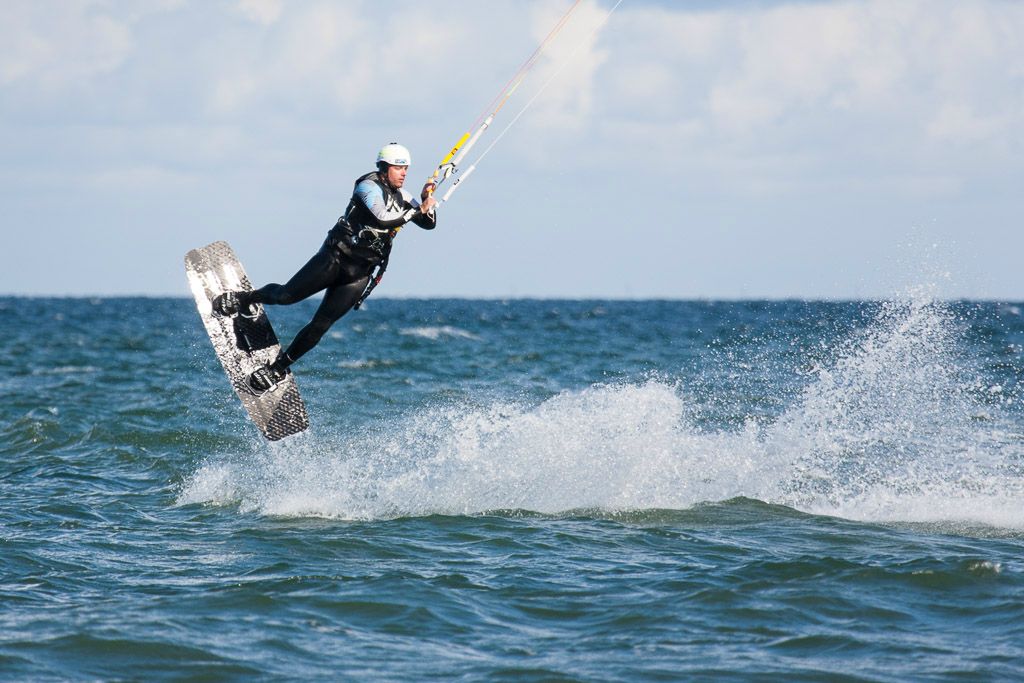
[354,180,437,231]
[409,199,437,230]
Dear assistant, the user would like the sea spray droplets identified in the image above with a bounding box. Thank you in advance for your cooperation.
[764,296,1024,525]
[178,298,1024,527]
[180,381,711,518]
[173,372,845,521]
[774,296,966,498]
[396,380,697,514]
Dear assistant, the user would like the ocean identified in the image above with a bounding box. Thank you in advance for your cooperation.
[1,295,1022,681]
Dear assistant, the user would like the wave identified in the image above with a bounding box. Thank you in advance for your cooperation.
[399,326,481,341]
[32,365,101,375]
[336,358,398,370]
[179,296,1024,528]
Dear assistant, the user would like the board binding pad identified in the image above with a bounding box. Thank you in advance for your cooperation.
[185,241,309,441]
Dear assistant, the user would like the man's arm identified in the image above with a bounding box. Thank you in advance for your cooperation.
[355,180,420,230]
[404,187,438,230]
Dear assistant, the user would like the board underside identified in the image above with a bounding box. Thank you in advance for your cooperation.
[184,241,309,441]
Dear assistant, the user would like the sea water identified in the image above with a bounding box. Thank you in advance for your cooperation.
[1,295,1022,680]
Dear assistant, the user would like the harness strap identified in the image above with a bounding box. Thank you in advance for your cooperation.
[353,235,394,310]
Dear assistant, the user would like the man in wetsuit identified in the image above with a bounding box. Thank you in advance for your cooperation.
[213,143,437,393]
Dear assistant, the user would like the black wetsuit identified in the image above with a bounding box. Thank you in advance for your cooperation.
[244,171,436,368]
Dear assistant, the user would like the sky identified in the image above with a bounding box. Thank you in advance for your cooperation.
[1,0,1021,300]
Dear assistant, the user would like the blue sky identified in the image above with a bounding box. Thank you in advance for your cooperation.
[1,0,1021,299]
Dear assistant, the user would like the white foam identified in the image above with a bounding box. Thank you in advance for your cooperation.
[33,365,100,375]
[399,326,481,341]
[337,358,397,370]
[178,296,1024,529]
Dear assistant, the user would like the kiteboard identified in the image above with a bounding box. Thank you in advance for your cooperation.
[184,241,309,441]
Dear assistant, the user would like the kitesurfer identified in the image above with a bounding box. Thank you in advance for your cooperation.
[213,143,437,393]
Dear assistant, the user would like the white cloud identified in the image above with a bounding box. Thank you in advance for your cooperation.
[3,0,1020,192]
[927,103,1006,145]
[206,3,369,116]
[0,1,134,88]
[582,0,1024,198]
[608,1,1022,129]
[206,2,472,119]
[237,0,282,26]
[524,1,615,127]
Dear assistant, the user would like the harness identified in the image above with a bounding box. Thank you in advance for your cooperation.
[334,171,402,309]
[353,248,390,310]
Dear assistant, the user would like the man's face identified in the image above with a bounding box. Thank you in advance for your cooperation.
[385,164,408,189]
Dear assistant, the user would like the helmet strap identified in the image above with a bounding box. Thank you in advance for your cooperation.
[377,165,397,190]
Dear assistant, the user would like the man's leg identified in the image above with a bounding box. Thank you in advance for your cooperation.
[214,246,337,315]
[245,274,369,394]
[277,275,370,369]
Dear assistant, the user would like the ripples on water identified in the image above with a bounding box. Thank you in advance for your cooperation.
[1,296,1022,680]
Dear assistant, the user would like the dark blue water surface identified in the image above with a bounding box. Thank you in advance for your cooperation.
[2,296,1023,681]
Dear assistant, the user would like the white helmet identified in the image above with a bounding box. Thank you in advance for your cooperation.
[377,142,411,167]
